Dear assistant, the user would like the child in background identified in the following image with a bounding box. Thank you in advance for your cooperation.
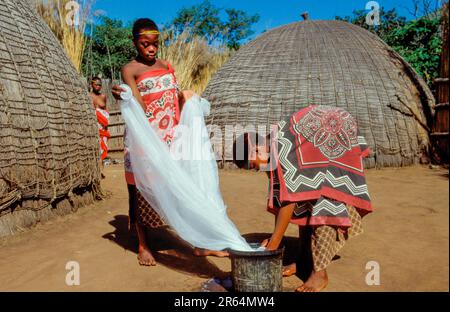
[90,77,109,177]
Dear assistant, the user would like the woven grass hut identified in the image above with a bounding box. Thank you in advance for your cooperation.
[203,20,435,168]
[0,0,101,237]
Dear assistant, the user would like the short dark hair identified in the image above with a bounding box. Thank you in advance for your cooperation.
[232,132,265,169]
[132,18,159,38]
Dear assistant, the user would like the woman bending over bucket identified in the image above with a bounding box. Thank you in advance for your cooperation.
[233,105,373,292]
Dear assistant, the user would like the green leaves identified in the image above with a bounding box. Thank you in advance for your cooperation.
[82,16,135,80]
[385,17,442,87]
[171,0,259,50]
[172,0,222,40]
[336,7,443,90]
[225,9,260,50]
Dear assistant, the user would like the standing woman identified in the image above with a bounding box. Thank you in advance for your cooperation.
[112,18,226,266]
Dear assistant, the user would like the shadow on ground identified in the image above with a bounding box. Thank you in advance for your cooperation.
[103,216,343,286]
[103,215,228,279]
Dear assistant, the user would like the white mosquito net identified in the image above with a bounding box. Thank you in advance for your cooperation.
[119,84,253,252]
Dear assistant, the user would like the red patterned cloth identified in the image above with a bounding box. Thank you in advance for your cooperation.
[268,105,373,228]
[96,108,110,161]
[124,63,181,185]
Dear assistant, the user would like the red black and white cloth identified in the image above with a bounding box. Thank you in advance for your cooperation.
[268,105,373,228]
[96,108,110,161]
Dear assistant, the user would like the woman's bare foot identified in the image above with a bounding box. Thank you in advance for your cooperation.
[295,270,328,292]
[193,248,229,258]
[283,263,297,277]
[138,246,156,266]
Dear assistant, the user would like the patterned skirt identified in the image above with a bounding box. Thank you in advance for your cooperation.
[310,205,363,271]
[128,184,166,229]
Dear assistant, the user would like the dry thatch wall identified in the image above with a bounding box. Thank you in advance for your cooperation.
[0,0,101,237]
[203,20,436,169]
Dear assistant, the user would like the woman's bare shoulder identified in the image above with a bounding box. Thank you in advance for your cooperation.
[158,59,170,69]
[122,60,140,75]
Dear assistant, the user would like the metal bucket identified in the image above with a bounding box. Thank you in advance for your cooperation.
[229,243,284,292]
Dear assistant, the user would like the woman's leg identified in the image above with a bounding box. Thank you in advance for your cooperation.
[133,189,157,266]
[296,225,337,292]
[296,205,363,292]
[283,225,312,277]
[127,184,137,233]
[136,223,156,266]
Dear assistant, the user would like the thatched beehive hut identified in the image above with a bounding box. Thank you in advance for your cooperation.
[203,20,436,168]
[0,0,101,236]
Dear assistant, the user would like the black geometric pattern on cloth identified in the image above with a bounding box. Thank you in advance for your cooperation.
[276,119,370,200]
[293,197,350,219]
[312,197,349,218]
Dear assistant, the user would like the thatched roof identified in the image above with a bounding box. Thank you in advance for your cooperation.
[203,20,435,168]
[0,0,101,235]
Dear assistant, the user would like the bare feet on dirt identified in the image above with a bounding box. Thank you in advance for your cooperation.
[295,269,328,292]
[193,248,229,258]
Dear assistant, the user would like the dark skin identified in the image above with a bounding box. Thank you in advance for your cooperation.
[112,33,193,111]
[90,80,107,110]
[112,30,228,266]
[90,80,107,178]
[249,141,328,292]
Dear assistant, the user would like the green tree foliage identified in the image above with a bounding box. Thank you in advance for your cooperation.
[171,0,260,49]
[385,17,442,86]
[224,9,260,50]
[82,16,135,80]
[172,0,222,40]
[336,7,443,89]
[336,7,407,41]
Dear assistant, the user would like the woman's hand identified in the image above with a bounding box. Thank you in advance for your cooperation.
[182,90,196,101]
[260,238,270,248]
[178,90,196,112]
[112,85,126,100]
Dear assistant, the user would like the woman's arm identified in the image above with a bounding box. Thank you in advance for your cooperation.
[111,64,146,111]
[121,65,146,111]
[263,203,296,251]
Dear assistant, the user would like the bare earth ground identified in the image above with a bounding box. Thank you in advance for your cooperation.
[0,164,448,292]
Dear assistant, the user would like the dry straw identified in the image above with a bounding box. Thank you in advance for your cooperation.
[159,28,232,95]
[36,0,93,73]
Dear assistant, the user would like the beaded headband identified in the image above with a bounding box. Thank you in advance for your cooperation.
[134,30,159,38]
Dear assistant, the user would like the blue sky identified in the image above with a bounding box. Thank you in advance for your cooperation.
[92,0,421,38]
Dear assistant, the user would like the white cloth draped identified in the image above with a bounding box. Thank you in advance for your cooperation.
[119,84,253,252]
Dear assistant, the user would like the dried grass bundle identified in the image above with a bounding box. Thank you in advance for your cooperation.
[36,0,93,72]
[159,28,232,94]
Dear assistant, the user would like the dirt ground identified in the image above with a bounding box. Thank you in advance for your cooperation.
[0,164,448,292]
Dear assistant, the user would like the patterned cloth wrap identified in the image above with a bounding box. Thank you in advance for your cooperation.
[96,108,110,161]
[124,63,181,228]
[268,105,373,228]
[124,63,181,185]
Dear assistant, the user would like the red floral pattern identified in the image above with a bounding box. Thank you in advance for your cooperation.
[124,64,180,185]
